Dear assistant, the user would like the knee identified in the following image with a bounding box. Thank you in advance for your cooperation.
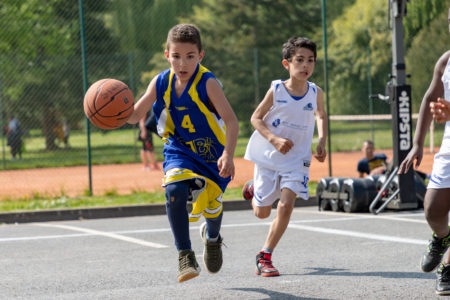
[165,182,190,209]
[277,200,294,212]
[253,206,271,219]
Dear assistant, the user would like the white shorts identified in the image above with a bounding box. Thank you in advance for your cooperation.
[428,154,450,189]
[252,164,310,207]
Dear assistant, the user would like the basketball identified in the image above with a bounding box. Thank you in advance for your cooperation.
[242,179,254,201]
[83,79,134,129]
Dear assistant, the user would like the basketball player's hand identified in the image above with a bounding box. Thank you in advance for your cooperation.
[430,98,450,123]
[314,143,327,162]
[398,145,423,174]
[217,153,235,179]
[271,137,294,154]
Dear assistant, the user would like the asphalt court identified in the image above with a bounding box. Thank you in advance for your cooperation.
[0,206,443,299]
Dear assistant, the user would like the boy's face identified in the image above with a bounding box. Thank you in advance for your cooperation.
[362,142,374,159]
[282,47,315,81]
[165,42,204,83]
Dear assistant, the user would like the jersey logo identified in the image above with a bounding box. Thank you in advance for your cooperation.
[175,106,188,111]
[272,119,281,127]
[275,100,288,103]
[303,103,313,111]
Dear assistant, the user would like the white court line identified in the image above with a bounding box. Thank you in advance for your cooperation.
[34,223,168,249]
[296,208,428,224]
[288,223,427,245]
[0,213,428,245]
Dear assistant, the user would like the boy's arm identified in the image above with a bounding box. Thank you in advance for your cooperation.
[206,78,239,179]
[314,87,327,162]
[127,76,158,124]
[251,87,294,154]
[398,51,449,174]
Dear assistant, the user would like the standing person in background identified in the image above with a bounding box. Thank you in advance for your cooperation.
[62,119,70,149]
[357,140,388,178]
[244,37,327,277]
[6,115,23,160]
[138,111,159,170]
[127,24,239,283]
[398,7,450,296]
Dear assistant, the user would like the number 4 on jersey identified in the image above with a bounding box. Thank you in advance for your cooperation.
[181,114,196,133]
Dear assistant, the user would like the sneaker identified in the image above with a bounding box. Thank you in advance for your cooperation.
[421,231,450,273]
[177,249,200,283]
[436,264,450,295]
[255,251,280,277]
[200,222,223,273]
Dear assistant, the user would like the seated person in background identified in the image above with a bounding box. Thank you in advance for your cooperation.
[357,140,388,177]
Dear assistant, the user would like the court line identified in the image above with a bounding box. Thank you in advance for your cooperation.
[0,214,428,246]
[288,223,427,245]
[296,208,428,224]
[34,223,168,249]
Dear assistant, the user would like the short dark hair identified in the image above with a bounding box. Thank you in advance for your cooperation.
[166,24,202,52]
[282,37,316,61]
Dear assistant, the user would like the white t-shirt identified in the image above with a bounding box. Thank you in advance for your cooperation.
[245,79,318,171]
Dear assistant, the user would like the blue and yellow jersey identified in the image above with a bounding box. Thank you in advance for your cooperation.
[153,64,230,192]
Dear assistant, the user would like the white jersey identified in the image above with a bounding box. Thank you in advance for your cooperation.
[438,56,450,156]
[245,79,318,171]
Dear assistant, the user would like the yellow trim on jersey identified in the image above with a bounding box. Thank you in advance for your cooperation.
[188,65,226,146]
[163,168,223,222]
[161,70,176,141]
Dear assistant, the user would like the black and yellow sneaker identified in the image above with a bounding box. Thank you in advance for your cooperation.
[436,264,450,295]
[200,222,223,274]
[177,249,200,283]
[421,231,450,273]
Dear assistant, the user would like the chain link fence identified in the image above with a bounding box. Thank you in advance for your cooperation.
[1,0,397,200]
[0,1,196,173]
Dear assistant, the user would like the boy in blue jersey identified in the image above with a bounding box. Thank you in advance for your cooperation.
[245,37,327,277]
[127,24,239,283]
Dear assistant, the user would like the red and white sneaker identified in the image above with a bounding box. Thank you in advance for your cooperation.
[255,251,280,277]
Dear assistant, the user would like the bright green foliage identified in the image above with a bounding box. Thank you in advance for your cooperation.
[404,0,448,48]
[327,0,391,115]
[406,12,450,111]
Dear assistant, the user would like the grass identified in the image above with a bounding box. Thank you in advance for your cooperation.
[0,183,319,212]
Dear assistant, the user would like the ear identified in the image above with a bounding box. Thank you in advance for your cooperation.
[199,50,205,61]
[282,59,289,70]
[164,50,170,60]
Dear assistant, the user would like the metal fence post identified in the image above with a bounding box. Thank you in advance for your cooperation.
[79,0,93,195]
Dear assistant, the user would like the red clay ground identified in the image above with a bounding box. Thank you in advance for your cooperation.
[0,148,437,199]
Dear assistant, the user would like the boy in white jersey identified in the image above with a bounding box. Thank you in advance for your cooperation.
[398,8,450,295]
[244,37,327,277]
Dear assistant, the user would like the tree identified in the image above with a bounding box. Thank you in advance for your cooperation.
[327,0,391,115]
[406,11,450,112]
[0,0,119,150]
[178,0,323,134]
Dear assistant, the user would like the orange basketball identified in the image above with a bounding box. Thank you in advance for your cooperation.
[83,79,134,129]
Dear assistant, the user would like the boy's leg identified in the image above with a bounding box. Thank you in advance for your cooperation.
[256,188,296,277]
[263,188,296,251]
[165,181,200,282]
[421,189,450,273]
[200,212,224,273]
[140,149,149,168]
[421,188,450,295]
